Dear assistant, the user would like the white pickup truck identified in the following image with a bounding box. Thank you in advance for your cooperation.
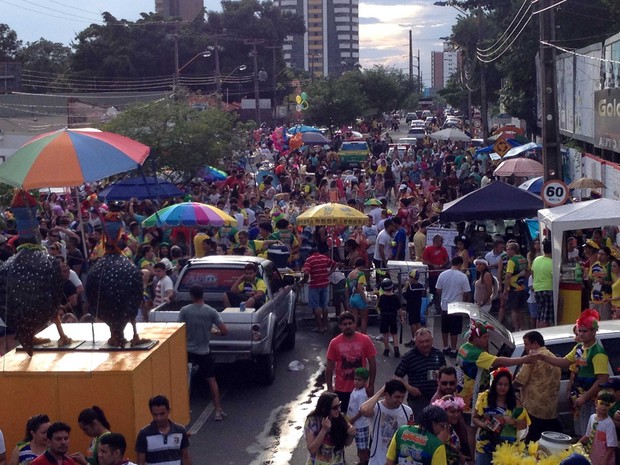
[149,256,297,385]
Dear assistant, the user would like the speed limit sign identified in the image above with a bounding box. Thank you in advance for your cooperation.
[542,180,569,207]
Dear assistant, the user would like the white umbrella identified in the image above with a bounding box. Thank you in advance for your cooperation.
[494,158,544,177]
[503,142,542,159]
[429,128,471,142]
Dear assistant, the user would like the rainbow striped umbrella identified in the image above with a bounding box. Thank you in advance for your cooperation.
[0,128,150,189]
[141,202,237,228]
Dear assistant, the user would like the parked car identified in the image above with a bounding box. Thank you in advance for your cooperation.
[149,256,297,385]
[448,302,620,436]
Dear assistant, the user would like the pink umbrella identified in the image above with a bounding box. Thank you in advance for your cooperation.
[494,158,544,177]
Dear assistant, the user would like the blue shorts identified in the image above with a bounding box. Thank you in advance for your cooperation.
[308,287,329,309]
[349,293,367,309]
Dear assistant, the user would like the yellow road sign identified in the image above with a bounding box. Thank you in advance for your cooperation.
[493,136,510,157]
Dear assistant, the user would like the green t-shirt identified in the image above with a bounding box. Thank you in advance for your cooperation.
[531,255,553,291]
[506,254,527,291]
[457,342,497,414]
[565,340,609,392]
[386,425,446,465]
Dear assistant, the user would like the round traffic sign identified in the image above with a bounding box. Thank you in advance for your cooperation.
[542,180,569,206]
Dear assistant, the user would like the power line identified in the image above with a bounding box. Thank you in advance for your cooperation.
[477,0,532,53]
[476,5,533,60]
[541,40,620,65]
[21,0,101,22]
[532,0,568,15]
[0,0,103,24]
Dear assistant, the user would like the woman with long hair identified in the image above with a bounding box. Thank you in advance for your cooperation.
[472,369,529,465]
[72,406,112,465]
[8,414,50,465]
[474,258,494,312]
[432,395,469,465]
[305,391,356,465]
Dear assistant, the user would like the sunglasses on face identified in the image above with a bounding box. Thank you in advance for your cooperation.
[440,381,456,386]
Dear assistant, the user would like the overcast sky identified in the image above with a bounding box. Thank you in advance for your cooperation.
[1,0,459,87]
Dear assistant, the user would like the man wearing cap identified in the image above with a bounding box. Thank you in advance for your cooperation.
[535,309,609,436]
[513,330,562,441]
[223,263,267,309]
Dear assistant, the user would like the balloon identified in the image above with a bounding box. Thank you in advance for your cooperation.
[301,92,308,100]
[289,133,303,150]
[295,95,302,104]
[300,101,309,110]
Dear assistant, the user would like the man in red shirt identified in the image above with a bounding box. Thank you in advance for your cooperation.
[326,311,377,413]
[422,234,450,313]
[303,244,337,332]
[32,422,75,465]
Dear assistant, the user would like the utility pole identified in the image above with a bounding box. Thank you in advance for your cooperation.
[173,33,180,91]
[478,6,489,141]
[409,30,413,85]
[245,39,265,124]
[539,0,562,181]
[417,49,421,94]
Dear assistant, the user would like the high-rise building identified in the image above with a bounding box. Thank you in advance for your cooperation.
[155,0,203,21]
[431,43,460,91]
[276,0,359,78]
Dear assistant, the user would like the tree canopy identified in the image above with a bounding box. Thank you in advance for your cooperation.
[102,95,253,184]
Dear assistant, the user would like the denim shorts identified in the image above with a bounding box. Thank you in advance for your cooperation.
[308,286,329,309]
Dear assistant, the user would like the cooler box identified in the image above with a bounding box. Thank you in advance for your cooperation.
[267,245,290,268]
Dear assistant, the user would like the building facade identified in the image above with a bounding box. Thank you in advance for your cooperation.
[155,0,203,21]
[276,0,359,78]
[431,44,459,90]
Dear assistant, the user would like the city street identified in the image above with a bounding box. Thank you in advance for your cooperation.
[183,311,448,464]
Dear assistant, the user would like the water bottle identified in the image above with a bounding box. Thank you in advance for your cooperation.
[239,302,246,312]
[574,263,582,283]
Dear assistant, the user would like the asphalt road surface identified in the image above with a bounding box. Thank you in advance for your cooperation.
[183,311,449,465]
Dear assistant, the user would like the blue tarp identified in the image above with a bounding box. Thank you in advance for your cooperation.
[99,176,185,201]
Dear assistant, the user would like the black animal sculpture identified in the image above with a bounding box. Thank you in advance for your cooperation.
[86,208,147,347]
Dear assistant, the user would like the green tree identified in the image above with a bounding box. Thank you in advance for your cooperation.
[16,39,72,93]
[103,96,252,183]
[301,74,367,130]
[357,66,417,117]
[0,24,21,61]
[437,75,468,110]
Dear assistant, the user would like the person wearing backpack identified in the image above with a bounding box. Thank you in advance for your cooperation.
[474,258,497,312]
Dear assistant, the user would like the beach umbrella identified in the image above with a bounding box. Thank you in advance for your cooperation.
[568,177,606,190]
[494,158,544,177]
[296,203,368,226]
[0,128,149,189]
[199,165,227,182]
[98,176,184,201]
[300,132,331,145]
[429,128,471,142]
[287,125,321,134]
[142,202,237,228]
[502,142,542,159]
[518,176,543,194]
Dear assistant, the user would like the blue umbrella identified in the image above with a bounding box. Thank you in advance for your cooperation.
[199,165,227,182]
[518,176,543,195]
[475,139,519,155]
[287,125,321,135]
[98,176,185,201]
[256,170,280,187]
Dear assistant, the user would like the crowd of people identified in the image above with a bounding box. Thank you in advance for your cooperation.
[305,308,618,465]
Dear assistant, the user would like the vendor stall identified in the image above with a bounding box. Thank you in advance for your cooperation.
[538,198,620,324]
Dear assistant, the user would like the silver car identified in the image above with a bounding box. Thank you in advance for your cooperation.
[449,302,620,435]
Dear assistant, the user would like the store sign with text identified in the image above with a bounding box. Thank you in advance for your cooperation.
[595,88,620,153]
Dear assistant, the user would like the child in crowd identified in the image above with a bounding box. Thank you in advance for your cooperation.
[377,278,401,357]
[346,367,371,465]
[580,391,617,465]
[401,270,424,347]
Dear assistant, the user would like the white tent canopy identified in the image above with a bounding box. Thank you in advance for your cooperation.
[538,198,620,321]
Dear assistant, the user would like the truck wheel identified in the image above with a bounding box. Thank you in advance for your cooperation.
[281,319,296,351]
[255,343,276,385]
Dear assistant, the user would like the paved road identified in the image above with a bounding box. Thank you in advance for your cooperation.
[183,310,452,465]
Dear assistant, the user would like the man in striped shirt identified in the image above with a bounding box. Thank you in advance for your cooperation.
[135,395,191,465]
[303,244,337,332]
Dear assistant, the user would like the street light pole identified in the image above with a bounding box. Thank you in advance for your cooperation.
[220,64,247,105]
[174,50,212,91]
